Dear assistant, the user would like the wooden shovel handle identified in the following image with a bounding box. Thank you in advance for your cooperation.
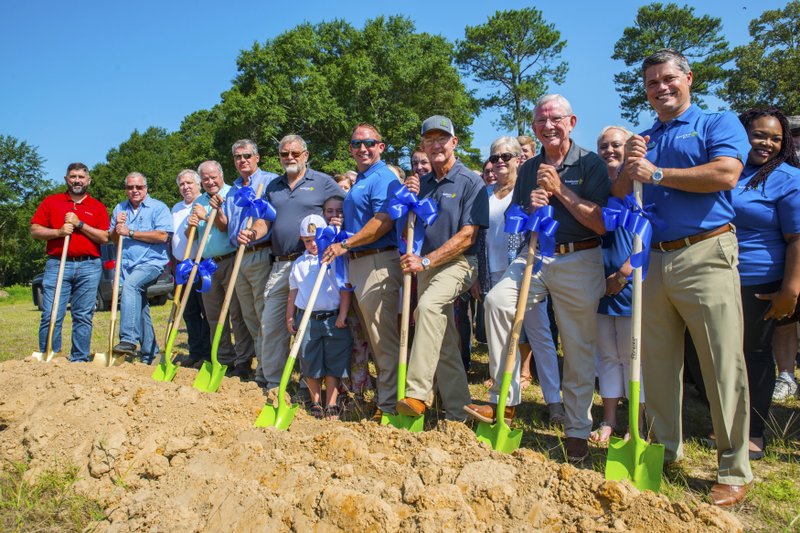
[502,231,539,375]
[45,234,71,358]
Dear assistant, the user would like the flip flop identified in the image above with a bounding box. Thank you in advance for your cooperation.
[589,421,617,443]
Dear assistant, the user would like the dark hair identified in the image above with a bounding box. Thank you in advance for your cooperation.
[351,122,382,142]
[641,48,690,79]
[66,162,89,174]
[739,107,799,191]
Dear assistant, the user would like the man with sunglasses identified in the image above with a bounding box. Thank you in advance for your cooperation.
[223,139,279,380]
[323,123,403,420]
[238,135,344,392]
[484,94,609,463]
[393,115,489,421]
[111,172,172,364]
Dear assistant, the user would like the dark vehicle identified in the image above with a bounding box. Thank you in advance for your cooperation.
[31,243,174,311]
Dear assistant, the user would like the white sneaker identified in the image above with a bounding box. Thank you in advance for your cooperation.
[773,374,798,401]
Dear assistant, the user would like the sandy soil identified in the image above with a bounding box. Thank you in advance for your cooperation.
[0,358,742,532]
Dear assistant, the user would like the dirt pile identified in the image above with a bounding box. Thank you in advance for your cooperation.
[0,358,740,532]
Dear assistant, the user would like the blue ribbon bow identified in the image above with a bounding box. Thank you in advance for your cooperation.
[602,193,654,279]
[315,225,354,291]
[233,186,277,234]
[504,204,559,274]
[388,185,439,255]
[175,257,218,293]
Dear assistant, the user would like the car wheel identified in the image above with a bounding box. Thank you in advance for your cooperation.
[95,290,109,311]
[149,295,168,306]
[33,285,44,311]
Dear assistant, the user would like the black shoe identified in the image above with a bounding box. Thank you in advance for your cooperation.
[113,341,137,355]
[292,388,312,409]
[230,363,253,380]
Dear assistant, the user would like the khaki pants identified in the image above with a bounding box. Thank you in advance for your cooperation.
[258,260,292,388]
[485,246,605,438]
[201,255,253,366]
[643,231,751,485]
[235,247,271,368]
[349,250,402,413]
[406,255,477,421]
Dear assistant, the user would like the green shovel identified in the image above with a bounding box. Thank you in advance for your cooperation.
[152,208,218,382]
[382,212,424,432]
[254,256,329,429]
[475,231,538,453]
[605,181,665,492]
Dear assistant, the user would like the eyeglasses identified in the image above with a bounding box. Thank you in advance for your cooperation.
[422,135,452,147]
[488,152,516,164]
[349,139,381,149]
[279,150,306,159]
[533,115,571,127]
[126,185,146,191]
[234,153,254,161]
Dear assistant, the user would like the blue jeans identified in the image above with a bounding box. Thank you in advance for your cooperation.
[119,264,162,362]
[38,257,102,362]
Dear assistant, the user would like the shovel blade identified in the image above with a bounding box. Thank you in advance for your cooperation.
[254,401,299,430]
[605,436,665,492]
[192,361,228,393]
[31,351,57,363]
[92,352,112,367]
[151,359,178,382]
[381,412,424,433]
[475,420,523,454]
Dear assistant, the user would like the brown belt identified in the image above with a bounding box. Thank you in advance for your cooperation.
[272,252,302,262]
[350,245,397,260]
[653,223,734,252]
[212,251,236,263]
[554,238,601,255]
[245,241,271,253]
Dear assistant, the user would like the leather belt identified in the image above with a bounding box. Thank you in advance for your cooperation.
[49,255,98,262]
[245,241,271,253]
[272,252,302,262]
[653,223,734,252]
[350,245,397,260]
[554,238,601,255]
[297,309,337,320]
[212,251,236,263]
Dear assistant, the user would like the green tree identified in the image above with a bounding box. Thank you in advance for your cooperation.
[455,8,567,135]
[215,16,480,174]
[612,2,731,124]
[719,1,800,114]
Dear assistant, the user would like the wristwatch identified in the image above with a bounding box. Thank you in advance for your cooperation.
[340,239,351,251]
[422,257,431,271]
[128,229,135,239]
[77,221,85,230]
[613,271,628,285]
[651,167,664,185]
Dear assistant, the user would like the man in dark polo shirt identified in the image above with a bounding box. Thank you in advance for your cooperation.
[238,134,344,390]
[482,94,609,463]
[30,162,110,362]
[394,115,489,421]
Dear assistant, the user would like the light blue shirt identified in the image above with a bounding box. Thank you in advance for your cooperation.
[224,168,279,247]
[112,195,172,272]
[193,184,237,258]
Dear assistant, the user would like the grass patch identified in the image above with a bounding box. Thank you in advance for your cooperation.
[0,285,33,306]
[0,461,105,532]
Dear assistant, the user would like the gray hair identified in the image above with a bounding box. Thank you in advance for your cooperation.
[490,136,522,156]
[641,48,690,79]
[278,134,307,152]
[197,160,224,178]
[597,126,633,147]
[232,139,259,156]
[125,172,147,187]
[534,94,574,116]
[176,169,200,186]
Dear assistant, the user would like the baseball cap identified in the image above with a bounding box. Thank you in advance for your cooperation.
[299,214,326,237]
[421,115,455,136]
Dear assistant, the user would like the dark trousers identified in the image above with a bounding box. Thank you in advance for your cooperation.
[184,279,211,361]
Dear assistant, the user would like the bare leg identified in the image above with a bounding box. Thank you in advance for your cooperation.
[305,377,322,404]
[325,376,340,407]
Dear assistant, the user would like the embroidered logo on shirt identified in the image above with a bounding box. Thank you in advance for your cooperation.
[441,193,457,199]
[675,131,699,140]
[299,186,316,191]
[564,179,581,186]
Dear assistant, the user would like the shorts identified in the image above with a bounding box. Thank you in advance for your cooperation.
[296,311,352,379]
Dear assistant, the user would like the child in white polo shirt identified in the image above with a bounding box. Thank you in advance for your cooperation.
[287,214,352,420]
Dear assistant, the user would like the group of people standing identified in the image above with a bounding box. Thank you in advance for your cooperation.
[31,48,800,507]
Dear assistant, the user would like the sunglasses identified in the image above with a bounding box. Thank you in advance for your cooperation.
[234,153,254,161]
[349,139,381,149]
[279,150,306,159]
[126,185,146,191]
[488,152,516,164]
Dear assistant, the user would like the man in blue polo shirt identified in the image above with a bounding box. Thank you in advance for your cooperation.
[323,123,402,420]
[188,160,253,371]
[238,135,344,390]
[111,172,172,364]
[394,115,489,421]
[613,48,752,506]
[224,139,279,379]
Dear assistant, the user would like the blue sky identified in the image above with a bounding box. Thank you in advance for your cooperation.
[0,0,785,182]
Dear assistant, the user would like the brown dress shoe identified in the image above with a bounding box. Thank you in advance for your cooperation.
[396,397,426,417]
[564,437,589,463]
[463,403,515,423]
[709,483,749,506]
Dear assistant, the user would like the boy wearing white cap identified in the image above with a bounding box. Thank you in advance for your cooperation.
[287,214,352,420]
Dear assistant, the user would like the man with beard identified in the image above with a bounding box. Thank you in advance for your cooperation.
[31,162,110,362]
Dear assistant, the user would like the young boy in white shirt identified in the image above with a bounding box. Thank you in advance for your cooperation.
[287,214,352,420]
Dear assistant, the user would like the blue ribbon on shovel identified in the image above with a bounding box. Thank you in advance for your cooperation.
[504,204,558,274]
[176,257,218,292]
[388,185,439,255]
[315,225,354,291]
[602,194,654,279]
[233,186,277,233]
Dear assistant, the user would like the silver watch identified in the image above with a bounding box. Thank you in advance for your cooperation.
[421,257,431,271]
[651,167,664,185]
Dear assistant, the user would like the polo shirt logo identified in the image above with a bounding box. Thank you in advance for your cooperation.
[441,193,457,199]
[564,179,581,186]
[299,186,315,191]
[675,131,699,140]
[647,141,656,149]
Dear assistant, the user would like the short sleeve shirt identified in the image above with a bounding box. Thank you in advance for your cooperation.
[289,251,346,312]
[344,160,402,252]
[224,169,279,247]
[112,195,172,269]
[171,200,197,260]
[265,169,345,256]
[733,162,800,285]
[640,104,750,242]
[192,184,237,258]
[418,160,489,256]
[513,141,610,243]
[31,192,110,257]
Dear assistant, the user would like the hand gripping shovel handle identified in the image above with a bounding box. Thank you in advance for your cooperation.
[397,211,416,398]
[105,235,124,365]
[164,226,197,346]
[43,234,71,361]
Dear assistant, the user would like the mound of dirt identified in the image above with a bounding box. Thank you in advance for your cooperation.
[0,359,740,532]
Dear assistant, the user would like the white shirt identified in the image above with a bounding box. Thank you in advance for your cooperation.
[487,191,513,274]
[289,251,347,312]
[170,200,198,259]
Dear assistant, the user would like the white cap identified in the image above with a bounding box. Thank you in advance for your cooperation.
[299,214,326,237]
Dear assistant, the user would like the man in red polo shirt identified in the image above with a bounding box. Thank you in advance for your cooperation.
[30,162,110,362]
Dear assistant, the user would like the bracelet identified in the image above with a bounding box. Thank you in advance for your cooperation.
[249,228,257,240]
[614,271,628,285]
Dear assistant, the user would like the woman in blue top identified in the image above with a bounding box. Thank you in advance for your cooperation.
[733,107,800,459]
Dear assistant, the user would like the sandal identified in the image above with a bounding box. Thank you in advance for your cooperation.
[520,375,533,390]
[309,402,324,420]
[589,421,616,443]
[325,405,341,421]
